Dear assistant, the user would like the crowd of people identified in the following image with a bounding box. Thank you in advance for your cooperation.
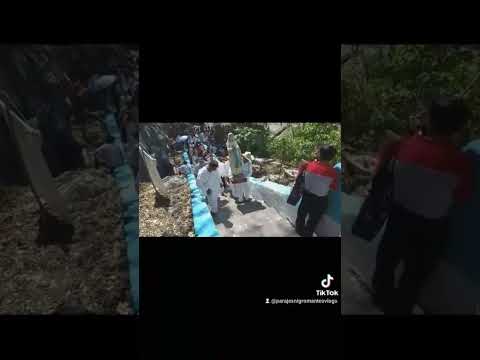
[77,55,139,180]
[171,126,255,216]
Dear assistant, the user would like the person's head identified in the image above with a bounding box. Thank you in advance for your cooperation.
[242,152,254,162]
[316,145,336,162]
[427,96,469,137]
[208,159,219,172]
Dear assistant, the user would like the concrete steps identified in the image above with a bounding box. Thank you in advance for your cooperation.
[213,193,299,237]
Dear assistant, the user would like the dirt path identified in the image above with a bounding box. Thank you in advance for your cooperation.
[0,169,133,314]
[139,180,194,237]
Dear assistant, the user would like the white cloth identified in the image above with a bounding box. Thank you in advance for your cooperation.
[241,159,253,178]
[235,181,251,201]
[232,159,253,200]
[226,133,238,149]
[225,161,232,177]
[236,179,252,200]
[218,160,229,178]
[197,165,221,213]
[206,191,219,213]
[5,108,69,220]
[231,182,240,199]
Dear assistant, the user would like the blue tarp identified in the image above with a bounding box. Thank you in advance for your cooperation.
[102,112,139,314]
[182,151,221,237]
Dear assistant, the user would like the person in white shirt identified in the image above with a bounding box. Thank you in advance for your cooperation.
[196,159,221,215]
[237,152,254,202]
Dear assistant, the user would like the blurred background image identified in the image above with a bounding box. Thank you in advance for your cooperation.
[341,44,480,315]
[0,44,139,315]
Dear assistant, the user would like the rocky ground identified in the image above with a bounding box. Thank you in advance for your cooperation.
[251,158,297,186]
[0,168,133,314]
[139,176,194,237]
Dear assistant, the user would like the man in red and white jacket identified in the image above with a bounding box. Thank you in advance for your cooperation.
[372,96,474,314]
[295,145,338,237]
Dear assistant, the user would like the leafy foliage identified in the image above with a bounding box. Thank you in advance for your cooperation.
[233,125,271,157]
[229,123,341,167]
[342,45,480,144]
[267,123,341,166]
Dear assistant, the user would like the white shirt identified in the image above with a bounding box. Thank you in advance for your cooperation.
[197,165,221,195]
[217,160,228,177]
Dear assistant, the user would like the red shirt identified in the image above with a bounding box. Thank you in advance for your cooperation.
[377,134,473,217]
[299,160,338,196]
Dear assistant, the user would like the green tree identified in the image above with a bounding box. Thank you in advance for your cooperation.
[233,125,270,157]
[267,123,341,166]
[342,45,480,146]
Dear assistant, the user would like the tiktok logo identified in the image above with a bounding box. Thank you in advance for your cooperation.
[321,274,334,289]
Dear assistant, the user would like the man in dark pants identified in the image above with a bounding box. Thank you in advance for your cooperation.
[295,145,338,237]
[373,204,448,314]
[372,96,473,314]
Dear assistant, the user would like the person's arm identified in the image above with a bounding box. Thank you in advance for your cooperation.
[297,160,308,177]
[376,138,402,174]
